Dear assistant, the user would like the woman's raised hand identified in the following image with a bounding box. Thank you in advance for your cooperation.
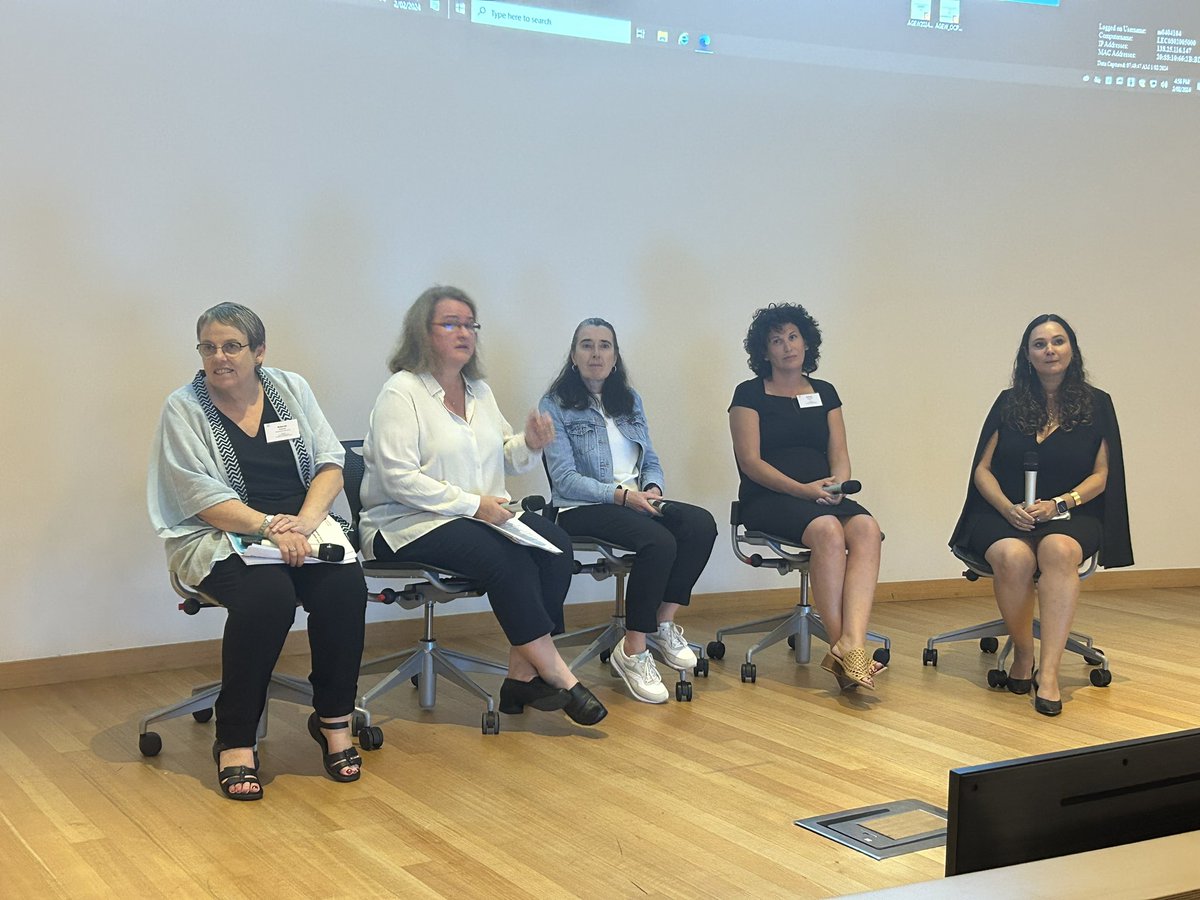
[524,410,556,451]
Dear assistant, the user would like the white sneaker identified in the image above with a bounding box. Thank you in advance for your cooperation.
[653,621,698,670]
[611,639,669,704]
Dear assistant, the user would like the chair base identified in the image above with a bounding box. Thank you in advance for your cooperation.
[923,617,1110,682]
[137,673,376,756]
[715,603,891,666]
[359,638,508,716]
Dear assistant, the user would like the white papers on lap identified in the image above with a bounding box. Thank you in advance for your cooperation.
[228,515,358,565]
[485,517,563,553]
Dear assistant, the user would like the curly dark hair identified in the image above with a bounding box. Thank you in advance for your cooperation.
[743,303,822,377]
[1002,313,1093,434]
[546,317,634,417]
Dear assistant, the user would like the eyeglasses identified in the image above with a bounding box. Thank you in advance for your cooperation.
[197,340,252,357]
[433,319,482,334]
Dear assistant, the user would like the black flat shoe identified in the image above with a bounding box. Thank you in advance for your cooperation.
[563,683,607,726]
[307,713,363,782]
[1032,671,1062,717]
[212,741,263,801]
[498,677,570,715]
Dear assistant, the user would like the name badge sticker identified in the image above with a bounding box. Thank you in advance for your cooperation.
[796,393,823,409]
[264,419,301,443]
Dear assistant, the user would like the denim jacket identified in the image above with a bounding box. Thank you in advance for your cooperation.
[539,389,665,507]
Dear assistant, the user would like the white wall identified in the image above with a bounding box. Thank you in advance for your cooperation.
[2,0,1196,663]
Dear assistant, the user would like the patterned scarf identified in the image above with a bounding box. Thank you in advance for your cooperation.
[191,368,349,533]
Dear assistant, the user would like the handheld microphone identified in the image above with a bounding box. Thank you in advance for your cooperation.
[1023,452,1039,508]
[502,495,546,513]
[822,480,862,496]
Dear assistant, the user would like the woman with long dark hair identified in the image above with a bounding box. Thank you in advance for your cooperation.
[950,314,1133,716]
[540,318,717,704]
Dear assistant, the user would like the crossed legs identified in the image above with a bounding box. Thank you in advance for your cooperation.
[803,514,882,682]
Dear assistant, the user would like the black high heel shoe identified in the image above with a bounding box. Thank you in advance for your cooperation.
[307,713,363,782]
[563,683,608,726]
[1006,662,1034,695]
[212,740,263,801]
[499,677,570,714]
[1031,671,1062,717]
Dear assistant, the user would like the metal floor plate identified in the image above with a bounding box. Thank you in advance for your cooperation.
[795,799,947,860]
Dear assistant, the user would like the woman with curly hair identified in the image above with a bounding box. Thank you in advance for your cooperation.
[729,303,883,691]
[950,314,1132,716]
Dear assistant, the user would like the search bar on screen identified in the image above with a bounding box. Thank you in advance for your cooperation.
[471,2,631,44]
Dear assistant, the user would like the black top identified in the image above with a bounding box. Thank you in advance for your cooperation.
[949,387,1133,568]
[729,377,843,503]
[217,402,308,516]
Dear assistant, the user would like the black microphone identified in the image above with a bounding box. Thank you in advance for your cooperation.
[1023,451,1039,508]
[503,495,546,513]
[822,480,862,496]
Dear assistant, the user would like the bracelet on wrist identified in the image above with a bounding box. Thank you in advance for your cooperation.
[1070,490,1082,508]
[257,514,273,537]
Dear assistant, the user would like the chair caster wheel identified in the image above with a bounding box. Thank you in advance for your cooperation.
[740,663,757,683]
[192,708,213,723]
[922,648,938,667]
[986,668,1009,688]
[1090,668,1113,687]
[1084,650,1104,666]
[980,637,999,654]
[410,675,419,688]
[873,648,890,667]
[706,641,726,661]
[787,634,796,650]
[675,681,693,702]
[599,650,612,665]
[693,658,709,678]
[358,725,385,750]
[139,732,162,757]
[482,711,501,734]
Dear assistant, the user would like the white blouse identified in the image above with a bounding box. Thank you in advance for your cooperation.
[358,370,539,558]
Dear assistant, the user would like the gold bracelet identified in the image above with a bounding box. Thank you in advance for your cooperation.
[1070,491,1082,508]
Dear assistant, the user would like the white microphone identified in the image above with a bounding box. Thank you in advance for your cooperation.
[822,480,862,496]
[1023,452,1039,508]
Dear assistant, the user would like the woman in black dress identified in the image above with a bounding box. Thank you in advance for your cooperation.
[729,304,883,691]
[950,314,1132,716]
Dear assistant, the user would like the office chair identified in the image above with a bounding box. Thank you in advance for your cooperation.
[137,573,383,757]
[707,501,891,684]
[342,440,508,735]
[922,545,1111,688]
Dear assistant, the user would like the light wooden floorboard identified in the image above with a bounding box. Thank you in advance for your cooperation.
[2,587,1198,899]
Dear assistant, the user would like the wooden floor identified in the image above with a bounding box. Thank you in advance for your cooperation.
[4,587,1199,899]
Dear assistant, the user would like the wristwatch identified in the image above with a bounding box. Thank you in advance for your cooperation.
[1054,496,1069,515]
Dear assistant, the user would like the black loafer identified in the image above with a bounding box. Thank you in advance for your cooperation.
[1006,670,1034,695]
[563,683,607,726]
[498,677,570,715]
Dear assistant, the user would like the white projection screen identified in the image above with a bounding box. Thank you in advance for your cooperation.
[1,0,1197,663]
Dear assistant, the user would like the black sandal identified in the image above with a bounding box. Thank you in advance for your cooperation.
[212,741,263,801]
[307,713,362,782]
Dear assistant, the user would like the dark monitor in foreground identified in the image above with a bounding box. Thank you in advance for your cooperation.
[946,728,1200,876]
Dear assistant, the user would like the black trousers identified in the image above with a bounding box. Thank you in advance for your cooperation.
[200,556,367,748]
[555,501,717,634]
[372,512,572,646]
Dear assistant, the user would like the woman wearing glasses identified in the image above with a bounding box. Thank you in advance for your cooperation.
[358,286,607,727]
[148,303,368,801]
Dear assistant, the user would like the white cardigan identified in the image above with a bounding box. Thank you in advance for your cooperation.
[358,370,539,558]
